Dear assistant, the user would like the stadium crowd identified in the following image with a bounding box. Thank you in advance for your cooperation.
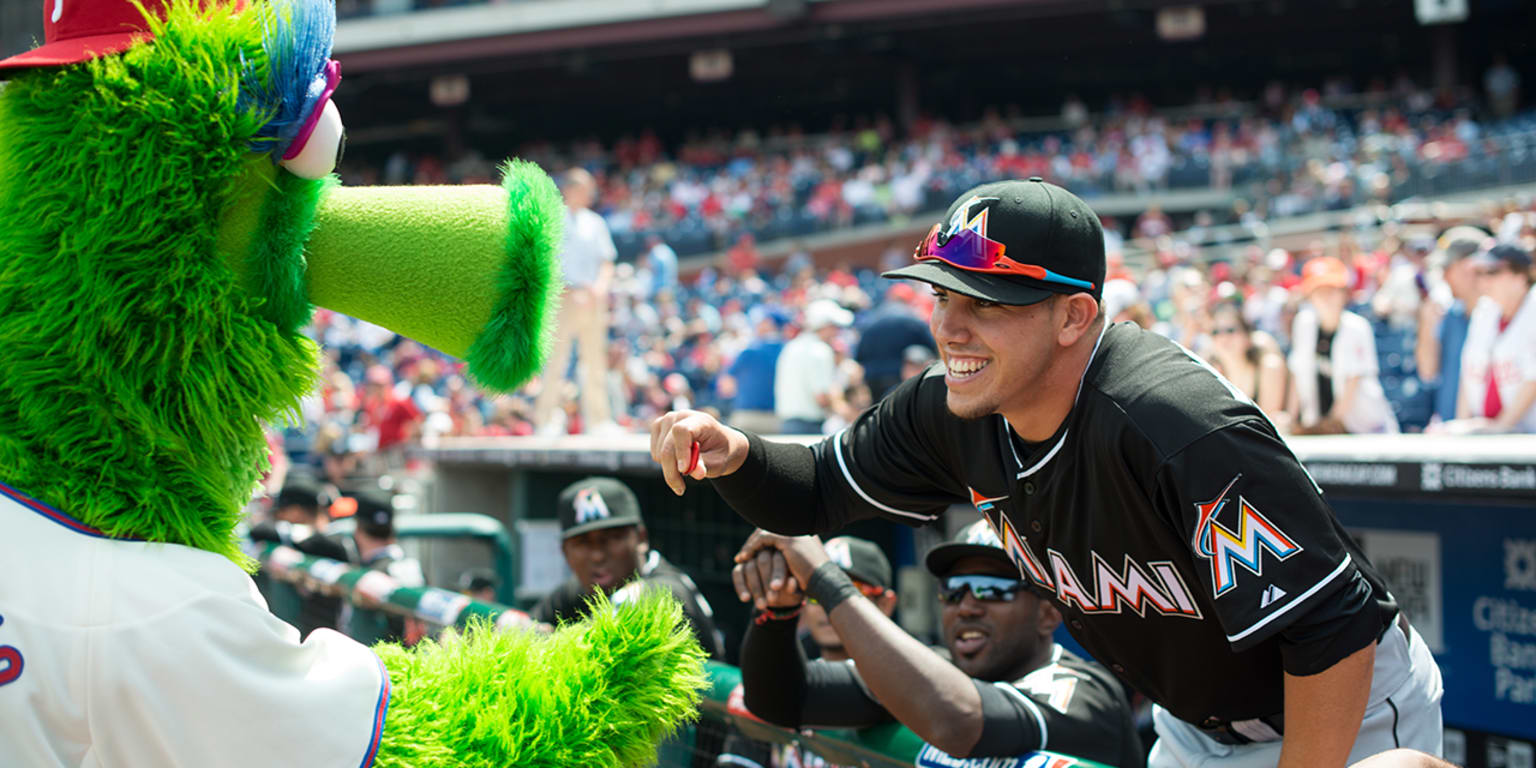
[283,80,1536,485]
[274,186,1535,499]
[341,78,1536,262]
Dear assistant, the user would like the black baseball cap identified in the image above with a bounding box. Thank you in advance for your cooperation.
[274,481,321,513]
[884,178,1105,306]
[349,490,395,530]
[925,520,1014,577]
[1473,242,1533,273]
[824,536,893,590]
[557,476,643,539]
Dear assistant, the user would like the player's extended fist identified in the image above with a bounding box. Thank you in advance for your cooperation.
[647,410,752,496]
[731,529,830,609]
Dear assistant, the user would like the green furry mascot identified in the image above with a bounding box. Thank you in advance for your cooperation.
[0,0,705,765]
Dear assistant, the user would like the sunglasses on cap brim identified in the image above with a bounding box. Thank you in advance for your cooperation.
[915,224,1096,293]
[939,574,1029,605]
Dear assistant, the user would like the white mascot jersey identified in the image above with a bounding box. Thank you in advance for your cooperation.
[0,482,390,767]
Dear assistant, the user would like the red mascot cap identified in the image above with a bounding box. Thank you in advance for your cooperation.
[0,0,168,75]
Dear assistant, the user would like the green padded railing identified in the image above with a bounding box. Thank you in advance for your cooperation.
[256,544,1112,768]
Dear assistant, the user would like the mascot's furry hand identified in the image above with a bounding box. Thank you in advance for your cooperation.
[0,1,706,766]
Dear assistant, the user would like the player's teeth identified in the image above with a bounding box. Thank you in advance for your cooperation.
[947,360,988,375]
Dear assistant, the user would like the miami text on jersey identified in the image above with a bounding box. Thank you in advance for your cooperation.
[1192,474,1302,598]
[972,499,1202,620]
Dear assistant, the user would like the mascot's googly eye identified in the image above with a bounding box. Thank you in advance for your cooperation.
[279,100,344,180]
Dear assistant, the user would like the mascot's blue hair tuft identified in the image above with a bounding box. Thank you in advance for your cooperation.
[242,0,335,157]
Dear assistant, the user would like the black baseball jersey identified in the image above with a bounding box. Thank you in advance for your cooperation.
[734,612,1142,767]
[716,322,1397,727]
[532,549,727,661]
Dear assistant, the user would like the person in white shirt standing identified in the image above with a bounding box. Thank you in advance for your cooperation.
[1449,243,1536,433]
[775,299,855,434]
[1288,257,1399,434]
[535,168,618,434]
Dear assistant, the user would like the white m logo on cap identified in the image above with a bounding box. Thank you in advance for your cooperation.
[825,539,853,570]
[573,488,611,524]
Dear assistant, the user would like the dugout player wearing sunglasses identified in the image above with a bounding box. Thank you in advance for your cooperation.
[731,522,1140,767]
[652,178,1443,768]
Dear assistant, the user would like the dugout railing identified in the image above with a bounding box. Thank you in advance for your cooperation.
[253,542,1112,768]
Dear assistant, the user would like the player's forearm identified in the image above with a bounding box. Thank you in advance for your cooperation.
[1277,642,1375,768]
[829,597,984,755]
[738,618,809,726]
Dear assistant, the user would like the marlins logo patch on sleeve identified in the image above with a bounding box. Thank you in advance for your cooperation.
[1192,475,1302,598]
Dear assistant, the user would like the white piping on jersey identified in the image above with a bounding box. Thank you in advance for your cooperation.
[716,756,766,768]
[1226,553,1354,644]
[994,681,1049,750]
[1005,323,1108,480]
[832,429,939,521]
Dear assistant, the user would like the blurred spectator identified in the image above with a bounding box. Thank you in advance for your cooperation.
[1206,301,1291,427]
[1288,257,1398,434]
[776,300,856,434]
[1486,54,1522,119]
[725,233,760,277]
[721,308,787,434]
[855,283,935,400]
[359,364,422,464]
[900,344,937,382]
[638,234,679,298]
[1449,244,1536,432]
[1417,228,1489,424]
[250,481,350,638]
[534,168,618,435]
[340,490,426,647]
[458,569,499,604]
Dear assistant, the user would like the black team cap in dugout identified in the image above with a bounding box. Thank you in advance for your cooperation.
[884,178,1106,305]
[925,520,1016,577]
[824,536,893,590]
[557,476,643,539]
[347,490,395,533]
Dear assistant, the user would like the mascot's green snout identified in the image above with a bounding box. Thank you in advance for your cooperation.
[0,1,706,765]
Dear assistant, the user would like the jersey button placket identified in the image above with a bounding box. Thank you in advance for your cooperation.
[1029,520,1042,533]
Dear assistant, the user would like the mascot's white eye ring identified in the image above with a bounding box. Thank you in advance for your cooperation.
[280,100,345,180]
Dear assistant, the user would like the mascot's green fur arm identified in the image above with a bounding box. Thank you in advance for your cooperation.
[373,590,708,768]
[0,4,317,564]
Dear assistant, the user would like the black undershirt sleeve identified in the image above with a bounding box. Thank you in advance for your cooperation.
[967,662,1144,766]
[968,680,1047,756]
[738,618,891,729]
[709,432,863,535]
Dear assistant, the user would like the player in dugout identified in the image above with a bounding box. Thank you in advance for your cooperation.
[532,476,726,660]
[715,534,900,768]
[727,524,1141,767]
[652,179,1442,768]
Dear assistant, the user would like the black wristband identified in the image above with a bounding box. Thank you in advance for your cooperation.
[806,560,860,614]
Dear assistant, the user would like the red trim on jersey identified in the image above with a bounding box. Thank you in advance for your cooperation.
[0,479,127,539]
[359,654,392,768]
